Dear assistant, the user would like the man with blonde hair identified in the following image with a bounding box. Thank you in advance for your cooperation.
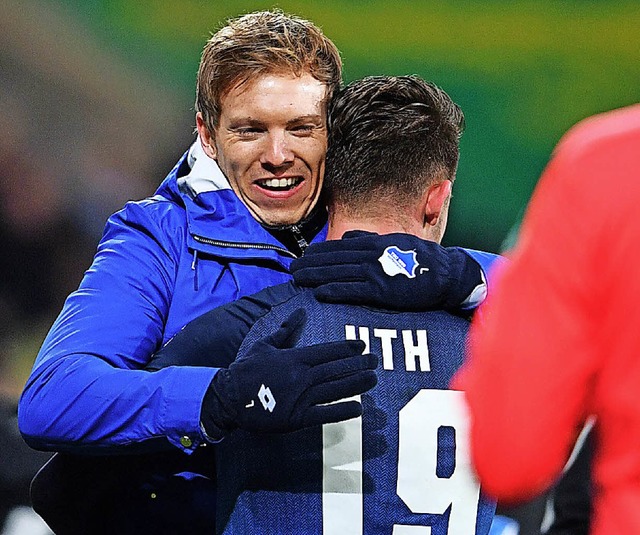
[20,10,492,534]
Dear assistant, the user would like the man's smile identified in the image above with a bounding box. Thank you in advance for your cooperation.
[255,176,304,193]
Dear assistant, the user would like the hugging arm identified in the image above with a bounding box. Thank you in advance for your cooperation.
[148,283,377,441]
[292,231,500,312]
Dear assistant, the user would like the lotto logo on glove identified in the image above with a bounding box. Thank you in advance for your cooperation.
[378,246,421,278]
[200,308,378,436]
[258,384,276,413]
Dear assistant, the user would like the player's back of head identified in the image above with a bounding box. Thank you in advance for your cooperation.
[324,75,464,215]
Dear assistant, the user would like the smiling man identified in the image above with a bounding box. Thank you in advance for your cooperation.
[20,8,487,455]
[198,72,327,228]
[18,12,368,534]
[20,9,347,457]
[18,10,492,534]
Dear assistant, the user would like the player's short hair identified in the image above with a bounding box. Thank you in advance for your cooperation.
[196,10,342,131]
[324,75,465,212]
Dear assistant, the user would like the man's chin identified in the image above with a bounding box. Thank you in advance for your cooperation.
[251,207,314,228]
[258,216,305,228]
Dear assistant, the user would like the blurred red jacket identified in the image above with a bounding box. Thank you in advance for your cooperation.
[454,103,640,535]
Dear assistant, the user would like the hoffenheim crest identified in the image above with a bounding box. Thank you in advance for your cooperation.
[378,246,419,278]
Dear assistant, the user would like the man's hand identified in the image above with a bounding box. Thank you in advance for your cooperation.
[291,231,486,312]
[200,309,377,438]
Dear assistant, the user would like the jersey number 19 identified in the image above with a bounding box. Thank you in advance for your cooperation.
[322,389,480,534]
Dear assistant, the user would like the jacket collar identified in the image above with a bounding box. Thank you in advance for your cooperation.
[178,141,231,196]
[156,140,327,260]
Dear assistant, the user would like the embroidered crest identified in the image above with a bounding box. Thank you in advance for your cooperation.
[378,246,419,278]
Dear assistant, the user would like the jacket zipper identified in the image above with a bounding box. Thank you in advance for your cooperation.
[192,234,298,258]
[290,224,309,252]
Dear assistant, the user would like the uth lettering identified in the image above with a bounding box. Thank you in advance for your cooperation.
[344,325,430,372]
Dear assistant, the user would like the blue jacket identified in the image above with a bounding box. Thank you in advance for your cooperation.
[18,142,327,454]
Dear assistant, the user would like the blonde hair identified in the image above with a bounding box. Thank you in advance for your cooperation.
[195,10,342,131]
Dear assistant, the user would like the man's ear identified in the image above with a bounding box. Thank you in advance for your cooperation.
[196,112,217,160]
[423,180,453,227]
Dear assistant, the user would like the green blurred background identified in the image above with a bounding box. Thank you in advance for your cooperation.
[55,0,640,251]
[0,0,638,393]
[0,5,635,528]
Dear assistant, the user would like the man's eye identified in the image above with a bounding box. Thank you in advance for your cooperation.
[236,128,262,136]
[290,125,315,135]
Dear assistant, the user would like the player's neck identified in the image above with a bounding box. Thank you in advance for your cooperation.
[326,215,424,241]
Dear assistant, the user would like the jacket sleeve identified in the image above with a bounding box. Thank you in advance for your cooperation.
[460,248,504,310]
[18,199,217,454]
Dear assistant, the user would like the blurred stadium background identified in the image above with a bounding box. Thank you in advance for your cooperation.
[0,1,637,531]
[1,0,639,414]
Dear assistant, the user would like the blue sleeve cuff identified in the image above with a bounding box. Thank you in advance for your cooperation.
[460,249,503,310]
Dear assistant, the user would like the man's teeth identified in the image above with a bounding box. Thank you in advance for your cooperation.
[262,177,298,189]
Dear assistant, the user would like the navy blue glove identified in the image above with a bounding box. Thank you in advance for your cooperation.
[291,231,485,312]
[200,309,377,438]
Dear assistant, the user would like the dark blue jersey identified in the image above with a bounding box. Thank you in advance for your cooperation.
[194,282,496,535]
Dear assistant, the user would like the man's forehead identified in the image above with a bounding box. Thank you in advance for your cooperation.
[222,73,327,105]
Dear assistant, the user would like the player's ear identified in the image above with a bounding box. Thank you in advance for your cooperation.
[423,179,453,227]
[196,112,218,160]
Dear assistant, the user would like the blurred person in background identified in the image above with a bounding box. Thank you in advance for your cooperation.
[454,103,640,534]
[0,133,87,535]
[0,139,92,397]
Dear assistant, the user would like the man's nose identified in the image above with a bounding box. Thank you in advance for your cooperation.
[260,132,294,168]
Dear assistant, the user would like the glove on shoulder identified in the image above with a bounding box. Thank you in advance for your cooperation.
[291,231,485,312]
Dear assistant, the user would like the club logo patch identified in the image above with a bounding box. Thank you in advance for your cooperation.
[378,246,419,278]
